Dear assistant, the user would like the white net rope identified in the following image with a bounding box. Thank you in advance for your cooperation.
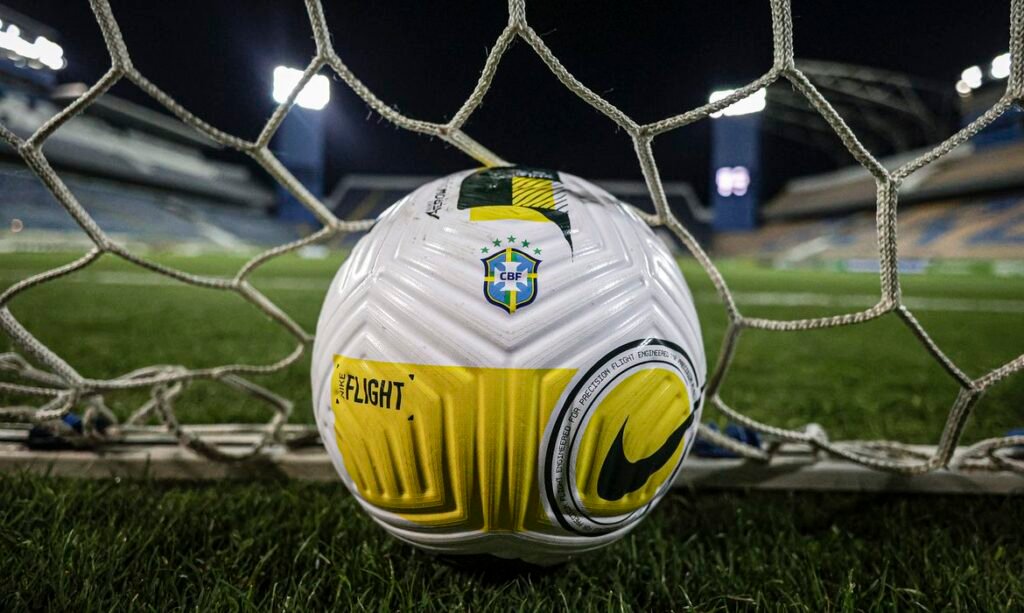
[0,0,1022,472]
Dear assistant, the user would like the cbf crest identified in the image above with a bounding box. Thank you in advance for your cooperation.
[480,237,541,314]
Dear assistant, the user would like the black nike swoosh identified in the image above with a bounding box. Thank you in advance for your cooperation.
[596,409,696,501]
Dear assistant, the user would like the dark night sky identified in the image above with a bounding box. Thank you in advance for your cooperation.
[10,1,1013,200]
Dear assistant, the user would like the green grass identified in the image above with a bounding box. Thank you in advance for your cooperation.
[1,251,1020,440]
[2,476,1022,610]
[1,251,1022,610]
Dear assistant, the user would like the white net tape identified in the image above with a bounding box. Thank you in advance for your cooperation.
[1,0,1022,473]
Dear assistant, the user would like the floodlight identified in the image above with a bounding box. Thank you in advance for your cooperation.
[709,88,766,118]
[990,53,1011,80]
[716,166,750,197]
[955,79,972,96]
[961,65,983,89]
[272,66,330,110]
[34,37,65,70]
[0,23,65,69]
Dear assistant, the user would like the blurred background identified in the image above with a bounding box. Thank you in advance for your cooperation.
[1,6,1021,608]
[0,0,1020,271]
[2,0,1022,423]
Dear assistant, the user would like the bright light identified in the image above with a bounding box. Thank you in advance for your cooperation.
[716,166,751,197]
[991,53,1011,80]
[0,23,65,69]
[961,65,983,89]
[273,66,330,110]
[33,36,64,69]
[955,79,972,96]
[709,88,767,118]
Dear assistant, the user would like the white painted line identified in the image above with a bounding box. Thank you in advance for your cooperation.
[3,270,1024,313]
[703,291,1024,315]
[1,269,328,292]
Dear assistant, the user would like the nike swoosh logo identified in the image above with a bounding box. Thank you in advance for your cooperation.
[596,409,696,501]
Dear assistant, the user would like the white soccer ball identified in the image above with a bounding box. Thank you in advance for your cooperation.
[311,167,705,564]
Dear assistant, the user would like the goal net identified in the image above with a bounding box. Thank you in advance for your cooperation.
[1,0,1022,486]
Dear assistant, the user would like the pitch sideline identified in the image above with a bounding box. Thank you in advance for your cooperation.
[2,269,1023,314]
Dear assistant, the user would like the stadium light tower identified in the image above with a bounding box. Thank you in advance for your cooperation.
[709,88,765,232]
[955,53,1022,146]
[271,65,330,225]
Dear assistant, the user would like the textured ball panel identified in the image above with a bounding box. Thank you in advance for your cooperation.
[312,167,705,563]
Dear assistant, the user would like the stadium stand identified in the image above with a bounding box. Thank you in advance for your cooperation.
[0,74,294,250]
[716,138,1024,265]
[763,140,1024,219]
[1,160,297,249]
[0,88,271,207]
[716,197,1024,263]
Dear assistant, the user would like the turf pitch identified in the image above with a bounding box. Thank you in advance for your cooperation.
[1,251,1022,610]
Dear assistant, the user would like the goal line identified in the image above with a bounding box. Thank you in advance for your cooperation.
[1,424,1020,494]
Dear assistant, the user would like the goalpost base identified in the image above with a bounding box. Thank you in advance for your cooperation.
[2,425,1021,494]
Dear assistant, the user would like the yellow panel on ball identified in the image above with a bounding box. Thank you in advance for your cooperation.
[331,354,575,533]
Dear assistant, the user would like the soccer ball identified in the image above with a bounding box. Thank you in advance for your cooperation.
[311,167,705,564]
